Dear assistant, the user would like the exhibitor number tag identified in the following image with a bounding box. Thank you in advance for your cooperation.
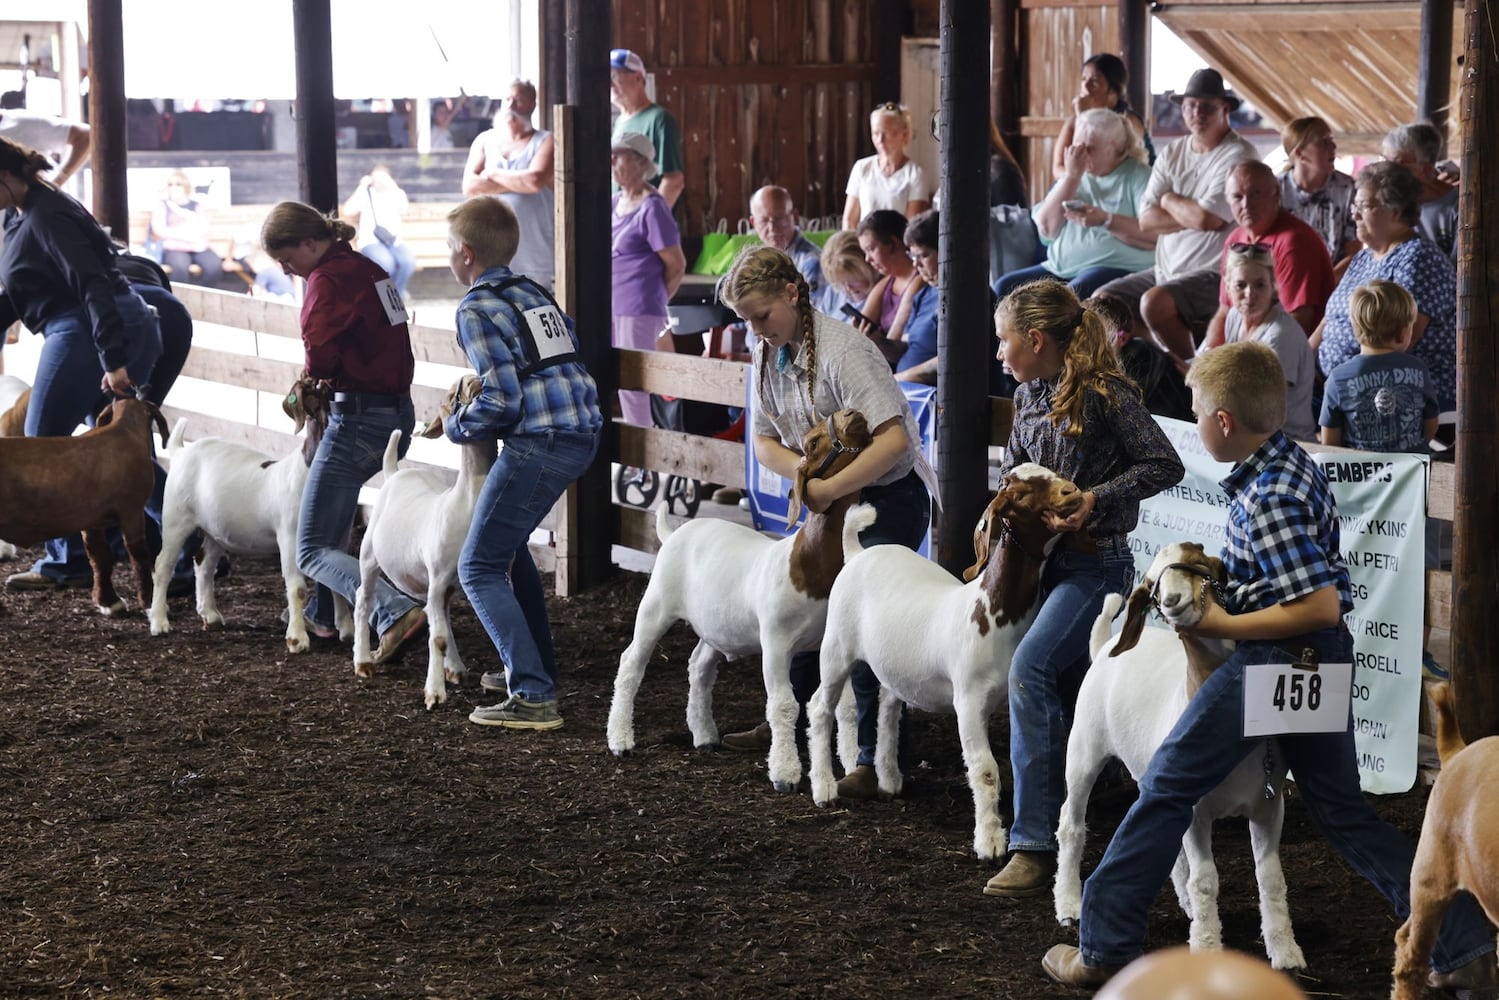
[374,278,409,326]
[521,304,575,364]
[1242,661,1353,737]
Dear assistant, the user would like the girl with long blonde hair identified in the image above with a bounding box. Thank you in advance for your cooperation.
[984,278,1183,899]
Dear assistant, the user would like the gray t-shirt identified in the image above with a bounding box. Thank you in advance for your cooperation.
[1224,303,1317,441]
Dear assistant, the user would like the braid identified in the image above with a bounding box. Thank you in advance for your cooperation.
[793,271,818,406]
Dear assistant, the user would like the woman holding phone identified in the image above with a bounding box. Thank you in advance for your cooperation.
[995,109,1156,301]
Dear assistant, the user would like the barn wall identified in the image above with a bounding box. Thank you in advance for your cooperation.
[612,0,883,238]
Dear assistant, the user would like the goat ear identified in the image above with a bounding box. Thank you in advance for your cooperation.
[1111,584,1153,654]
[1206,555,1228,587]
[417,417,446,440]
[787,463,808,526]
[283,383,308,434]
[963,508,995,582]
[95,399,117,427]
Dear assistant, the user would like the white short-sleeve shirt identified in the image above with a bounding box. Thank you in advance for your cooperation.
[845,156,932,216]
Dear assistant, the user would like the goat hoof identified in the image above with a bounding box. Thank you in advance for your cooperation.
[99,601,128,617]
[771,780,798,795]
[611,747,633,759]
[353,662,375,679]
[1059,918,1077,929]
[201,619,225,632]
[286,638,309,654]
[694,742,719,754]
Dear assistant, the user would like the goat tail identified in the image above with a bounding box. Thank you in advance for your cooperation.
[1091,592,1125,660]
[841,504,877,562]
[381,429,404,478]
[165,417,189,457]
[655,502,674,544]
[1426,680,1467,765]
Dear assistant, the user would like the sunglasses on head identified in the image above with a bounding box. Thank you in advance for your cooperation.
[1227,242,1274,265]
[875,101,905,113]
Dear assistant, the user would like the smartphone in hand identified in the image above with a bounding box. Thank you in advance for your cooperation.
[840,302,882,333]
[1062,199,1087,212]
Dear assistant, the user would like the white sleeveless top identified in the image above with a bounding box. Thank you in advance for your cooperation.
[497,130,557,290]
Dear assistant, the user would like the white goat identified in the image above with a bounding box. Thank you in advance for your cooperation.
[806,464,1080,860]
[1392,681,1499,1000]
[1053,541,1305,971]
[607,409,874,789]
[351,375,493,709]
[147,378,350,651]
[0,374,30,559]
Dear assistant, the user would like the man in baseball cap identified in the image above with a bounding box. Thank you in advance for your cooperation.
[609,48,684,207]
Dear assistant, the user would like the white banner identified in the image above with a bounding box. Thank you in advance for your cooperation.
[1129,418,1427,794]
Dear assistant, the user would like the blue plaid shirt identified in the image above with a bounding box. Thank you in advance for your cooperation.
[444,266,603,442]
[1219,430,1353,616]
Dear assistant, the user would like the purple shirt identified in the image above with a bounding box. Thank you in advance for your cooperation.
[611,190,680,318]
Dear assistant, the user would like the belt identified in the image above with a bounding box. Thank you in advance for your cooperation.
[330,391,408,414]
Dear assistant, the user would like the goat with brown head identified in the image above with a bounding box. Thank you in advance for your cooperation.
[282,377,333,464]
[418,374,484,440]
[1112,541,1228,655]
[786,409,873,526]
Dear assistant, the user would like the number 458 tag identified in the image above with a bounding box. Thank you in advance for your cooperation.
[1243,661,1354,737]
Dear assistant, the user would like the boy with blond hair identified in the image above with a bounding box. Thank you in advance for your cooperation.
[1043,341,1495,991]
[441,197,603,731]
[1319,278,1438,454]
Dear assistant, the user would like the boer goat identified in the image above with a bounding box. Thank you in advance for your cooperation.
[1391,681,1499,1000]
[806,464,1081,860]
[607,409,874,790]
[148,378,345,651]
[0,395,168,615]
[352,375,492,708]
[1053,541,1304,971]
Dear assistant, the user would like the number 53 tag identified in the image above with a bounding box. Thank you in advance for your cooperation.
[1243,662,1353,737]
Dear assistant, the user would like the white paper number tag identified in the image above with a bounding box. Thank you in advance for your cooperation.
[374,278,409,326]
[1242,661,1353,737]
[521,304,574,363]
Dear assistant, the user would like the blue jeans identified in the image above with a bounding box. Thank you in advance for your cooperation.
[790,469,933,767]
[1007,535,1135,851]
[993,263,1134,303]
[1078,624,1495,973]
[459,429,599,702]
[27,292,163,580]
[359,242,417,298]
[297,399,418,634]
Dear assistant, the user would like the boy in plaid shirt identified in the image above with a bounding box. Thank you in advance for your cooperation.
[1044,342,1495,991]
[441,197,603,732]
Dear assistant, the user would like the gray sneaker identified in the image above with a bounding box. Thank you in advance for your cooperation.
[468,695,563,731]
[479,670,507,692]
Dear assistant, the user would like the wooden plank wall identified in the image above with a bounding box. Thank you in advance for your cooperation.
[612,0,881,237]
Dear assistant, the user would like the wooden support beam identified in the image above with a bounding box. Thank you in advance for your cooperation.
[1418,0,1455,130]
[1451,0,1497,740]
[1119,0,1151,127]
[85,0,128,238]
[291,0,338,212]
[991,0,1022,155]
[935,0,994,576]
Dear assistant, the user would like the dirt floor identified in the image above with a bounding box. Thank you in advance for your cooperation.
[0,544,1441,998]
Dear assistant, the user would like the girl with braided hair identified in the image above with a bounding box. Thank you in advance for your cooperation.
[983,278,1182,899]
[715,244,935,798]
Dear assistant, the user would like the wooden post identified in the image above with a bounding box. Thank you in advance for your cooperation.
[990,0,1022,155]
[550,106,583,597]
[1417,0,1454,132]
[1119,0,1151,128]
[935,0,992,576]
[565,0,615,591]
[540,0,568,130]
[876,0,904,104]
[1450,0,1497,740]
[85,0,128,239]
[290,0,338,212]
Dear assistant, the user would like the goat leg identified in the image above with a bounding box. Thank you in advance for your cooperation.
[120,511,155,616]
[81,528,125,617]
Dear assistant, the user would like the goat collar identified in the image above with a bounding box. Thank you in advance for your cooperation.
[1149,561,1227,621]
[997,518,1047,564]
[808,414,864,480]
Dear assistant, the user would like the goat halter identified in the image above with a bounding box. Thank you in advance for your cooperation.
[808,414,864,479]
[1149,561,1226,619]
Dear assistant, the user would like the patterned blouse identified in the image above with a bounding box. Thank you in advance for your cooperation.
[998,373,1184,540]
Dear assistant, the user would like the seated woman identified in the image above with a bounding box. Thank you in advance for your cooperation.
[1050,53,1153,181]
[842,103,932,230]
[150,170,223,286]
[340,164,418,301]
[1310,161,1457,415]
[818,229,877,319]
[855,210,922,368]
[1278,117,1360,270]
[1215,244,1316,440]
[995,108,1155,301]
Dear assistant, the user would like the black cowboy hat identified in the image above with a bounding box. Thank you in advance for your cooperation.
[1167,68,1242,112]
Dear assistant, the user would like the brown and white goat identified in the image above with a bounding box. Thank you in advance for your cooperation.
[0,374,31,559]
[807,464,1081,860]
[0,395,168,616]
[1391,681,1499,1000]
[1054,541,1304,970]
[148,378,340,651]
[607,409,874,791]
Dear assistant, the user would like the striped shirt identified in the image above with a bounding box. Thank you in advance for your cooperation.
[444,266,603,441]
[999,374,1184,539]
[1219,430,1353,616]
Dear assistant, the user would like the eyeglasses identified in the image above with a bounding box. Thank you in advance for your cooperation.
[1352,199,1386,213]
[908,248,936,262]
